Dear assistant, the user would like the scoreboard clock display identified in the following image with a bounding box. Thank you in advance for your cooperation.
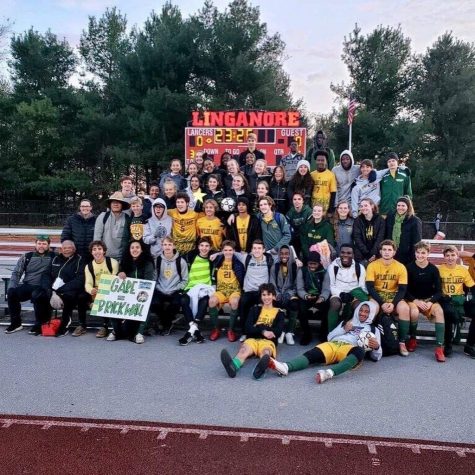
[185,111,306,167]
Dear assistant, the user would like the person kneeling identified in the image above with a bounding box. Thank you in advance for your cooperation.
[269,302,381,384]
[220,283,284,380]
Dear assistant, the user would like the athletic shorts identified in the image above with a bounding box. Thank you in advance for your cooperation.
[317,341,354,365]
[408,301,441,320]
[214,291,241,306]
[243,338,276,358]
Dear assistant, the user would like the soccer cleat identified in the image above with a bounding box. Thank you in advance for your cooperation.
[285,333,295,345]
[209,328,220,341]
[435,347,446,363]
[28,324,41,335]
[268,358,289,377]
[194,330,205,343]
[5,323,23,334]
[220,349,237,378]
[179,331,193,346]
[96,327,108,338]
[406,337,417,352]
[72,325,87,337]
[463,346,475,358]
[227,329,237,342]
[278,332,285,344]
[106,332,116,341]
[252,354,270,380]
[315,369,334,384]
[399,342,409,357]
[134,333,144,344]
[239,334,247,342]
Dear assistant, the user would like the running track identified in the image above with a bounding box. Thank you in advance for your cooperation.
[1,415,473,474]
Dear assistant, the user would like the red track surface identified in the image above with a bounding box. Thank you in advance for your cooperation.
[1,415,473,474]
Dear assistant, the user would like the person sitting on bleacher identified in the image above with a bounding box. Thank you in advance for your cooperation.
[438,245,475,357]
[37,240,86,337]
[405,241,445,362]
[5,235,55,335]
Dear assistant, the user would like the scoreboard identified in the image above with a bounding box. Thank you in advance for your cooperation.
[185,111,306,167]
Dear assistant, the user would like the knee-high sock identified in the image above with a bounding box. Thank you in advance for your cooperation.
[286,355,310,372]
[229,309,239,330]
[330,354,359,376]
[398,320,410,342]
[209,307,219,328]
[327,309,339,333]
[435,322,444,346]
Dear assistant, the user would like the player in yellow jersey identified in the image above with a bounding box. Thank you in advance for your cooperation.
[438,245,475,357]
[196,199,225,252]
[168,192,199,255]
[220,283,285,380]
[310,151,337,216]
[208,240,244,343]
[366,239,411,356]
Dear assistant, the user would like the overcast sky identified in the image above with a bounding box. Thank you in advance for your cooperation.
[1,1,474,114]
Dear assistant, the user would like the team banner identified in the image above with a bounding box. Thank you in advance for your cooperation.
[90,275,154,322]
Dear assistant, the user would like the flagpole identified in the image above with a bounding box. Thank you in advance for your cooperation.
[348,122,352,152]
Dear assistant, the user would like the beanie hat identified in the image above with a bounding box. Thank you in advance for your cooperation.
[307,251,321,264]
[296,160,311,171]
[237,196,249,207]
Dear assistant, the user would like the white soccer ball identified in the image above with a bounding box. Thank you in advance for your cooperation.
[357,330,376,351]
[221,197,236,212]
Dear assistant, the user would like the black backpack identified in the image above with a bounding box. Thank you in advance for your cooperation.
[333,262,362,281]
[88,257,113,287]
[373,313,399,357]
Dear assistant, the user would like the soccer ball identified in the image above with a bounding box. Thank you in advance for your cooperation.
[221,197,236,212]
[357,330,376,351]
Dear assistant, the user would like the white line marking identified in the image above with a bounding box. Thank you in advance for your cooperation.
[368,443,377,454]
[1,418,474,455]
[281,437,290,445]
[411,447,421,454]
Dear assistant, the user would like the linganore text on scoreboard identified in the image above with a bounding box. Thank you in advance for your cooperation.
[185,110,307,166]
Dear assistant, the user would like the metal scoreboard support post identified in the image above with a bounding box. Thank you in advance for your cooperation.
[184,111,307,167]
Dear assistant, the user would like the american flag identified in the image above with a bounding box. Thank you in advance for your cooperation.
[347,97,357,125]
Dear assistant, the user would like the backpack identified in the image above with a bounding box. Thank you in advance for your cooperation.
[244,253,273,276]
[156,255,182,281]
[373,313,399,357]
[333,261,361,282]
[88,257,113,287]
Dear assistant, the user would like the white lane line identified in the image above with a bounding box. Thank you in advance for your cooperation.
[1,417,474,455]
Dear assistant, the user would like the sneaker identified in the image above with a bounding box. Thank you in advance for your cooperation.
[278,332,285,344]
[285,333,295,345]
[96,327,108,338]
[316,369,334,384]
[239,334,247,342]
[463,345,475,358]
[220,349,237,378]
[252,354,270,380]
[444,345,453,357]
[106,332,116,341]
[435,347,446,362]
[209,328,220,341]
[268,357,289,377]
[179,331,193,346]
[56,327,69,338]
[300,333,312,346]
[72,325,86,337]
[5,323,23,334]
[227,329,238,342]
[194,330,205,344]
[134,333,144,344]
[28,324,41,335]
[399,342,409,357]
[406,337,417,352]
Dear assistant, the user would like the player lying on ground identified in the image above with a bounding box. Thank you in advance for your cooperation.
[220,283,284,380]
[268,301,382,384]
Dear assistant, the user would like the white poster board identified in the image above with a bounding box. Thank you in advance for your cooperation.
[90,275,154,322]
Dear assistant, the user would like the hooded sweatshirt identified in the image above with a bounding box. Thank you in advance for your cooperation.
[332,150,360,205]
[350,168,387,218]
[155,250,188,295]
[327,301,382,361]
[143,198,173,258]
[270,245,298,300]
